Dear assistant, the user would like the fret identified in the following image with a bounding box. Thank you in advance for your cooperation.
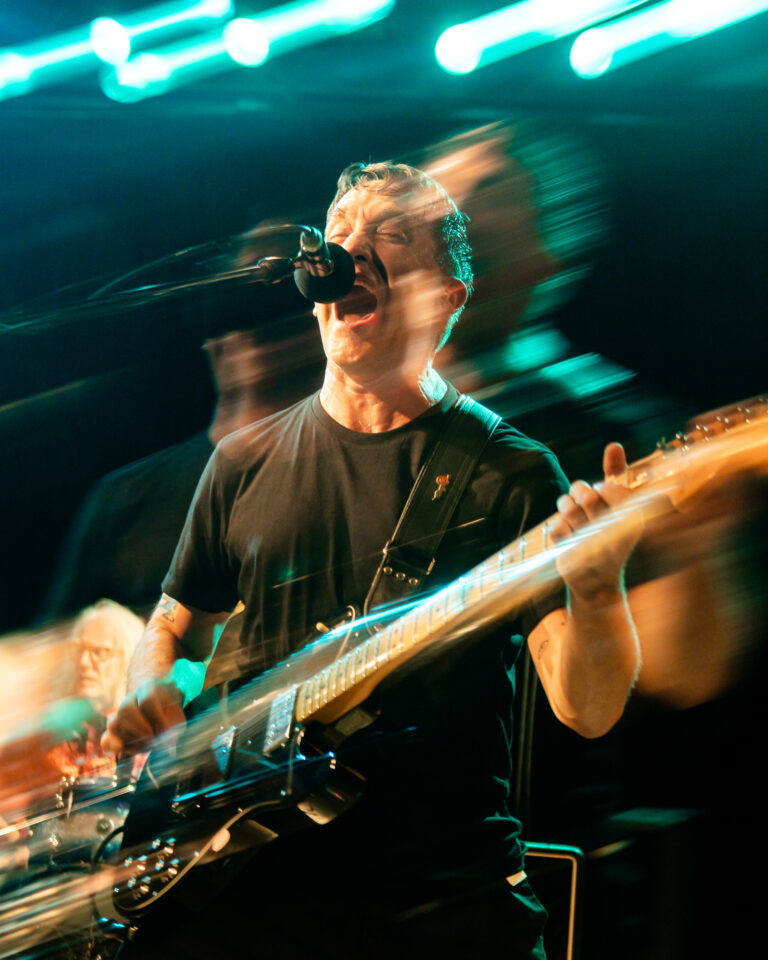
[369,631,381,672]
[344,649,357,690]
[389,618,405,657]
[496,549,506,588]
[337,653,350,693]
[464,569,482,606]
[329,657,342,699]
[457,575,469,611]
[401,614,416,650]
[312,669,324,712]
[428,592,447,632]
[376,629,387,665]
[362,636,375,678]
[519,536,526,562]
[302,678,314,716]
[410,605,425,642]
[318,665,331,706]
[541,521,548,552]
[351,644,363,684]
[452,577,468,617]
[378,623,393,664]
[296,682,308,720]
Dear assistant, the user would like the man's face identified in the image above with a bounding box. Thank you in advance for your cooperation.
[315,186,465,378]
[74,619,125,713]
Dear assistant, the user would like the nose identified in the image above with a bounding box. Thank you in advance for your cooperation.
[340,226,372,263]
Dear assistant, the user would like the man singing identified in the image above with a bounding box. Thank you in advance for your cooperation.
[106,161,639,958]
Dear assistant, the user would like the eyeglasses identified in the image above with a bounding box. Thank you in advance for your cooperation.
[78,643,119,664]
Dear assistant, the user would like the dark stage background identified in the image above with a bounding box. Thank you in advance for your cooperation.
[1,6,767,955]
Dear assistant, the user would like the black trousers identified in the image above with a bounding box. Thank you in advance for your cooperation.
[121,871,548,959]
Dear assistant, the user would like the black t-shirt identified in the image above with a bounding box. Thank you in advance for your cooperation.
[163,387,568,884]
[43,432,214,619]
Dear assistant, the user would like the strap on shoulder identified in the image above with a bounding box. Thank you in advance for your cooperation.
[363,394,501,624]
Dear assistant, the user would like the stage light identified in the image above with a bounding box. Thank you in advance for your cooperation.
[0,29,96,100]
[222,18,270,66]
[571,0,768,77]
[435,0,645,74]
[102,0,394,102]
[89,19,132,65]
[0,2,234,100]
[89,0,234,65]
[100,33,228,101]
[223,0,394,64]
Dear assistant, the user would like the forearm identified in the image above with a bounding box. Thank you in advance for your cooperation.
[126,595,215,704]
[533,589,641,738]
[126,621,183,694]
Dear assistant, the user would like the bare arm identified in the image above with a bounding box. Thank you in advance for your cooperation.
[529,595,639,738]
[528,443,641,739]
[102,593,230,755]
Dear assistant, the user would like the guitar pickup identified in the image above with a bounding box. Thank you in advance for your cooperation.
[262,686,298,755]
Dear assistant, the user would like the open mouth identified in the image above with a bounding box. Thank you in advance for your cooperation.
[336,284,378,324]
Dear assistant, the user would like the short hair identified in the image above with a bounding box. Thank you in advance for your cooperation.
[328,161,473,346]
[72,599,145,704]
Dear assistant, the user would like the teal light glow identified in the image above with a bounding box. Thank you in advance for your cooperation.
[0,28,97,99]
[100,34,228,101]
[223,0,394,65]
[435,0,645,74]
[102,0,394,102]
[0,51,33,99]
[89,18,132,65]
[434,25,483,75]
[89,0,234,65]
[222,18,270,66]
[571,0,768,77]
[570,28,615,76]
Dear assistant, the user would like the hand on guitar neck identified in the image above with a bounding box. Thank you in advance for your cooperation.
[549,442,640,607]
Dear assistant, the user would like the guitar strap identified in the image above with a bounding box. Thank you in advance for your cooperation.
[363,393,501,626]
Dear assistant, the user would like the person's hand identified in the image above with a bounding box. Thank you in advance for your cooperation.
[102,680,185,757]
[550,443,640,605]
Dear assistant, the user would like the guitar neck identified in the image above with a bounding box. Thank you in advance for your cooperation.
[294,511,563,726]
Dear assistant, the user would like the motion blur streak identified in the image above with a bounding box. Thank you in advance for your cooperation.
[435,0,646,74]
[570,0,768,77]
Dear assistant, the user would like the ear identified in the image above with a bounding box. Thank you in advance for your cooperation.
[443,278,468,313]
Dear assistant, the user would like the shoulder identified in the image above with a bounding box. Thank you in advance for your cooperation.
[461,398,567,490]
[213,393,317,471]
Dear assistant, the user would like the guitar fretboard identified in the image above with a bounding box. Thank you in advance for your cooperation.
[294,515,558,722]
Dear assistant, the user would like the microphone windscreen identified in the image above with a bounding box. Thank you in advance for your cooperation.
[294,243,355,304]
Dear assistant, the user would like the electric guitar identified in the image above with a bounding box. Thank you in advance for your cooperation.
[106,397,768,921]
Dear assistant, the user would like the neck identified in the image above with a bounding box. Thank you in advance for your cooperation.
[319,362,448,433]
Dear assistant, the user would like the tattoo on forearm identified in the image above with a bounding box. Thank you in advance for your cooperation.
[537,638,550,660]
[158,595,178,623]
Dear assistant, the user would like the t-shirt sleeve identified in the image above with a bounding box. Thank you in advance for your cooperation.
[161,448,240,614]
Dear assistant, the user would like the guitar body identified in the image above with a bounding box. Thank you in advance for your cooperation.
[112,687,366,921]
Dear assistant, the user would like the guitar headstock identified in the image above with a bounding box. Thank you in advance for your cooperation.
[621,396,768,511]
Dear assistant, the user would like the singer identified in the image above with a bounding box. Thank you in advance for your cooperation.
[105,161,639,959]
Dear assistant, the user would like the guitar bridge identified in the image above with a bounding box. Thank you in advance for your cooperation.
[263,687,298,755]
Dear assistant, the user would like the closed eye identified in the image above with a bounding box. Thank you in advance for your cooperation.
[377,230,408,243]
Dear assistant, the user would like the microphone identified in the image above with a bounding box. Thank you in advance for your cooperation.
[293,227,355,304]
